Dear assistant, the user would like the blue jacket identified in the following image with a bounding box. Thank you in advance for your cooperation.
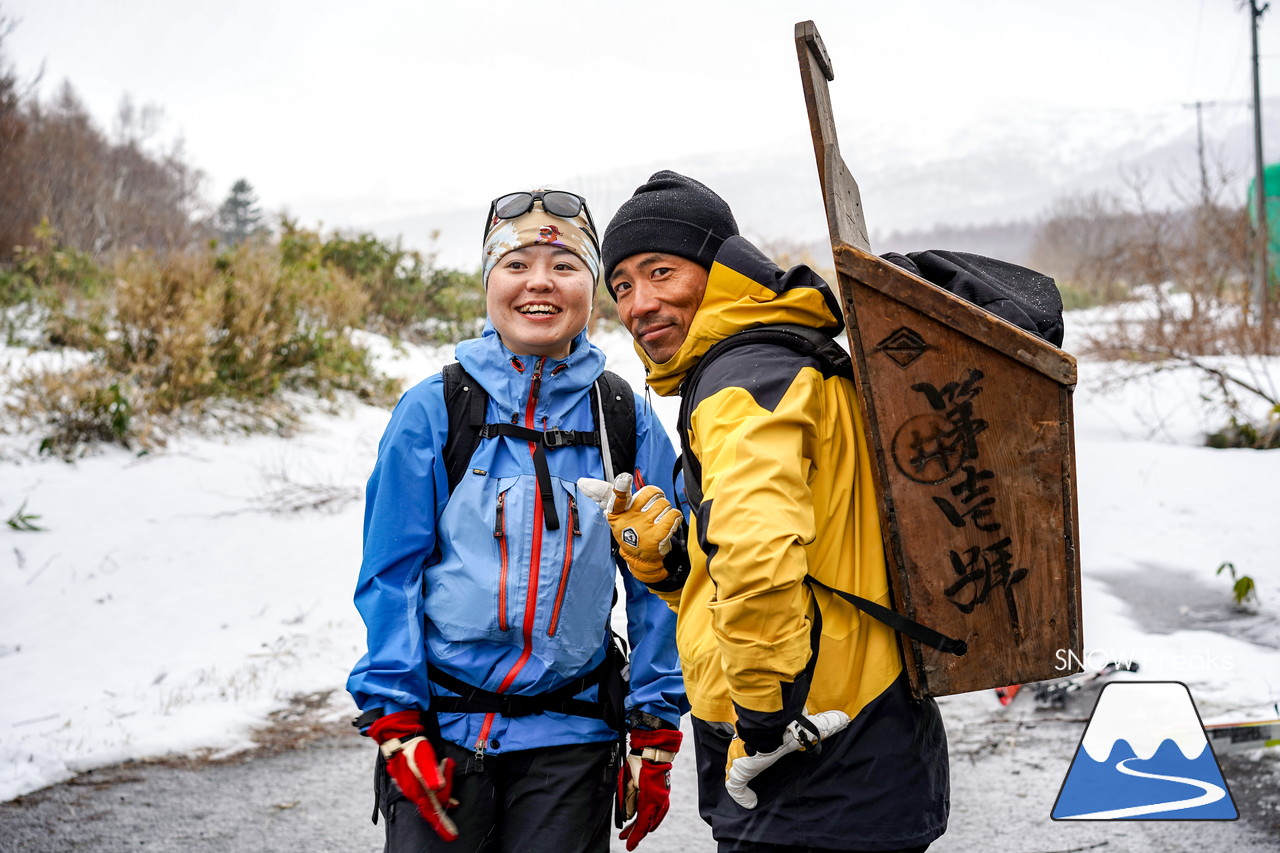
[347,326,687,754]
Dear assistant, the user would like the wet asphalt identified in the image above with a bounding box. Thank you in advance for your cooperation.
[2,705,1278,853]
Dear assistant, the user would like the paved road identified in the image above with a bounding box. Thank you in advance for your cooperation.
[3,707,1278,852]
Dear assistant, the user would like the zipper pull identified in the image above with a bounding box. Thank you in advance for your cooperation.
[530,357,545,402]
[494,491,506,538]
[569,494,580,535]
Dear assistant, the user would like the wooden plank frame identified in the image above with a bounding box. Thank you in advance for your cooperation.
[795,20,1083,696]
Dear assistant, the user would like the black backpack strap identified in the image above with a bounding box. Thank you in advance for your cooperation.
[589,370,639,582]
[804,575,967,656]
[428,661,609,720]
[673,324,966,658]
[478,421,562,530]
[480,422,599,448]
[677,324,851,511]
[592,370,637,481]
[441,362,487,494]
[477,400,624,533]
[440,364,638,532]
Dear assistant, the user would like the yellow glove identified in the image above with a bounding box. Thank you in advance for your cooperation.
[577,474,683,585]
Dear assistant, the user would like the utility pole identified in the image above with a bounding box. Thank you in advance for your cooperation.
[1183,100,1217,208]
[1248,0,1271,336]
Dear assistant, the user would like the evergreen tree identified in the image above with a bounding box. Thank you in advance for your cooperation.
[216,178,265,245]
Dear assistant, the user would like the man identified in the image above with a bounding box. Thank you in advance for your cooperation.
[589,171,948,853]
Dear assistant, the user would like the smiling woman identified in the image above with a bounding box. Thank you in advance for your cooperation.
[480,189,601,359]
[486,245,595,359]
[346,187,688,853]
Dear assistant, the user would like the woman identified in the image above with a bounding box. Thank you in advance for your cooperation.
[347,189,687,852]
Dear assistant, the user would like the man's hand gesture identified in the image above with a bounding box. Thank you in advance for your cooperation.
[578,474,684,586]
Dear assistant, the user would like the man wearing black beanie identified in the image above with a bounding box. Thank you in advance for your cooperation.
[589,171,949,852]
[602,170,739,294]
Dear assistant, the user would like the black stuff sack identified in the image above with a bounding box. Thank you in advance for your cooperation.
[881,250,1064,347]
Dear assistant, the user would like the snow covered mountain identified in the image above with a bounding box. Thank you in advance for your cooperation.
[1080,682,1213,762]
[378,97,1280,272]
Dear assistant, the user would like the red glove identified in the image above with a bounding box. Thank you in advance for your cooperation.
[617,727,682,850]
[368,711,460,842]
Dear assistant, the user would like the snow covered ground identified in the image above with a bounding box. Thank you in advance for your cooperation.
[1,314,1278,809]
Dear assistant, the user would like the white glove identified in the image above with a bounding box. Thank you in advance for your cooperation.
[724,710,850,809]
[576,473,626,513]
[577,474,683,585]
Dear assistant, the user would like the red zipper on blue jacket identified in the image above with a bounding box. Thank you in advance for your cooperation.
[476,355,547,757]
[495,491,508,631]
[548,495,580,636]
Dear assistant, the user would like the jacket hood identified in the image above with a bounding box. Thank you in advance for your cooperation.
[638,235,844,396]
[455,322,605,420]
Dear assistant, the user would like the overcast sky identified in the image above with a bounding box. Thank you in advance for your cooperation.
[4,0,1279,255]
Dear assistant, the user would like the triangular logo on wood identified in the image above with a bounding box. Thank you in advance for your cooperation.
[794,21,1083,696]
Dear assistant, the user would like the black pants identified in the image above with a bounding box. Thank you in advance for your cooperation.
[691,673,948,852]
[376,738,615,853]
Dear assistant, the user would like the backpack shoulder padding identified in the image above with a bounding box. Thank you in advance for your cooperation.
[677,323,852,509]
[441,362,486,494]
[592,369,637,482]
[440,362,638,495]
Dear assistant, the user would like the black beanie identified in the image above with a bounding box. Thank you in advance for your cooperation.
[601,171,739,295]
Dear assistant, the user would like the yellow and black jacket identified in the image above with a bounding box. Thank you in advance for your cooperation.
[637,236,948,848]
[639,235,898,725]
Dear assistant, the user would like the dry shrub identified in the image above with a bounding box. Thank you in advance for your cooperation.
[1,220,111,345]
[284,222,486,344]
[1044,182,1280,448]
[108,243,378,410]
[4,362,139,457]
[4,240,400,458]
[1073,198,1271,360]
[1084,201,1260,354]
[1033,166,1265,356]
[751,235,836,285]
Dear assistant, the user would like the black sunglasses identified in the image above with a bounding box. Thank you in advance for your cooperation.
[486,191,599,247]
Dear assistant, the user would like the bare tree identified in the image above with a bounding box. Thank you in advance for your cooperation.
[1030,191,1137,303]
[1039,170,1277,445]
[0,16,205,261]
[0,10,39,260]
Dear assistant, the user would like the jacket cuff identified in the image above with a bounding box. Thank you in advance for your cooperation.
[367,709,427,745]
[627,709,678,730]
[733,703,786,753]
[733,669,813,754]
[646,526,691,593]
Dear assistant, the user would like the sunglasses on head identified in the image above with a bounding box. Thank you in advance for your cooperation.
[486,190,599,247]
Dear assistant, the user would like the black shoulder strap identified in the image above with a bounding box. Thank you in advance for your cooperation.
[592,369,637,481]
[441,362,487,494]
[673,325,966,658]
[440,363,638,523]
[804,576,967,657]
[427,660,609,721]
[677,324,852,509]
[697,324,853,382]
